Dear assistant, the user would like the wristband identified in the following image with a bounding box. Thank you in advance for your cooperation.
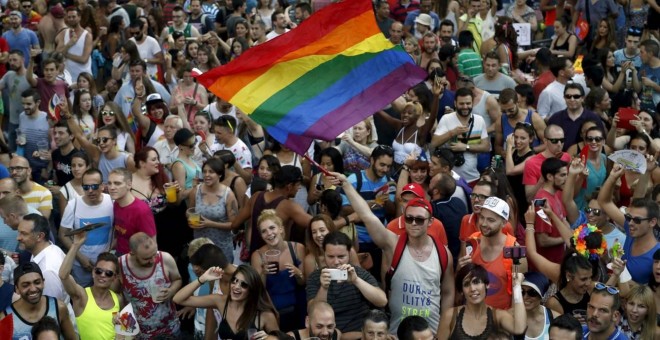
[402,166,410,172]
[343,215,350,226]
[197,277,203,285]
[525,227,535,232]
[513,284,523,304]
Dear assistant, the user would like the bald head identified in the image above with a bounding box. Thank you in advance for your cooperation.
[128,232,153,252]
[0,178,18,199]
[9,155,29,167]
[307,301,336,340]
[9,156,31,185]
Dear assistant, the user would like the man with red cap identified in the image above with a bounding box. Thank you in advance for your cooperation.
[387,183,448,246]
[336,171,454,336]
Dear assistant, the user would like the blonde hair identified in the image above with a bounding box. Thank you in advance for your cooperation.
[403,101,423,117]
[188,237,213,257]
[405,36,420,56]
[257,209,283,230]
[625,285,657,340]
[353,117,375,145]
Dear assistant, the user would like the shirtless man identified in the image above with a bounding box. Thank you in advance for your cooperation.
[38,3,66,56]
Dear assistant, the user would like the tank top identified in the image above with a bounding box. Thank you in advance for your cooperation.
[194,184,233,254]
[119,252,181,338]
[392,128,421,164]
[472,234,517,310]
[217,301,260,340]
[6,296,62,340]
[173,157,201,189]
[263,242,302,310]
[63,29,92,81]
[473,90,492,128]
[76,287,120,340]
[551,34,575,59]
[99,152,128,183]
[554,290,589,317]
[249,192,287,254]
[500,110,540,148]
[619,173,634,207]
[520,306,552,340]
[449,306,495,340]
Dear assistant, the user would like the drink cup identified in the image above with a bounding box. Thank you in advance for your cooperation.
[247,328,258,340]
[149,282,163,303]
[16,130,26,146]
[264,249,281,274]
[37,141,49,159]
[187,208,201,228]
[164,183,177,203]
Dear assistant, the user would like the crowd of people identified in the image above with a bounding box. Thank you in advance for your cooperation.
[0,0,658,338]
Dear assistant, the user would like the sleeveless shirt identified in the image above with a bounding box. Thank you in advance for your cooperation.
[63,29,92,82]
[76,287,120,340]
[5,296,61,340]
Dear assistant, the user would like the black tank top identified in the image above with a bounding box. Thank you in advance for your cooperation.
[449,307,495,340]
[249,192,287,253]
[554,290,590,315]
[217,300,260,340]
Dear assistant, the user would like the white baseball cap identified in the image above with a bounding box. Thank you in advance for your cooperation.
[477,197,509,220]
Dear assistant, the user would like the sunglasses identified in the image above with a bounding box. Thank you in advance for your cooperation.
[564,94,582,100]
[624,213,652,224]
[231,278,249,289]
[404,215,429,225]
[94,137,114,144]
[586,136,603,143]
[594,282,619,295]
[515,121,532,127]
[627,26,642,35]
[101,110,115,116]
[521,288,540,298]
[547,138,565,144]
[94,268,115,277]
[584,207,602,216]
[469,193,488,201]
[82,184,101,191]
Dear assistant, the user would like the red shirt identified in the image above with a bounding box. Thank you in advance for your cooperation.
[0,38,8,78]
[532,188,566,268]
[114,198,157,254]
[533,70,555,107]
[522,152,571,186]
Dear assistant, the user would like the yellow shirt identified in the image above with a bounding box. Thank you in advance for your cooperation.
[76,287,120,340]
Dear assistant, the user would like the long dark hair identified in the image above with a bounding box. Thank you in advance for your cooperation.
[134,146,167,192]
[230,265,278,331]
[559,250,593,289]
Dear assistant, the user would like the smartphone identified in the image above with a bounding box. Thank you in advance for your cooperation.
[503,246,527,260]
[626,68,633,84]
[533,199,546,207]
[327,268,347,281]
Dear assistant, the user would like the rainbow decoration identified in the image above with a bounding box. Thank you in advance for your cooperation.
[197,0,427,154]
[48,93,62,122]
[573,223,607,260]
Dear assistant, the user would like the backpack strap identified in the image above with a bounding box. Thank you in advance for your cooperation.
[385,233,448,293]
[355,171,363,193]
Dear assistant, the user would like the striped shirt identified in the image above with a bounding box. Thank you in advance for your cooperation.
[22,183,53,214]
[457,49,483,78]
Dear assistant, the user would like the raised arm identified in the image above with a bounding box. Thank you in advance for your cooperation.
[563,158,583,225]
[497,273,526,335]
[524,206,560,283]
[173,266,224,308]
[335,172,397,252]
[597,164,626,227]
[26,49,38,87]
[58,231,87,314]
[131,79,152,132]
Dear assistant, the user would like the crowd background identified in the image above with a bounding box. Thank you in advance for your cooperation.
[0,0,658,338]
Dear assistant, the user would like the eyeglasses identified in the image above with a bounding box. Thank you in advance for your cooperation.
[584,207,602,216]
[82,184,101,191]
[470,193,488,201]
[547,138,565,144]
[404,215,429,225]
[8,166,28,172]
[94,137,114,144]
[624,213,652,224]
[22,5,31,8]
[564,94,582,100]
[101,110,115,116]
[585,136,604,143]
[231,278,249,289]
[594,282,619,295]
[521,288,540,298]
[94,268,115,277]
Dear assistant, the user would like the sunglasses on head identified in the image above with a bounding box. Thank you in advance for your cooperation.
[585,136,603,143]
[94,268,114,277]
[547,138,565,144]
[404,215,429,225]
[101,110,115,116]
[627,26,642,35]
[94,137,113,144]
[624,213,652,224]
[584,207,601,216]
[521,288,540,298]
[82,184,101,191]
[594,282,619,295]
[231,278,249,289]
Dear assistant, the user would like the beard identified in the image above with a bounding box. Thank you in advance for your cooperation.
[457,107,472,117]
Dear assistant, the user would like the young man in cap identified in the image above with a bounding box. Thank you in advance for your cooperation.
[0,262,76,339]
[457,196,526,310]
[338,171,454,335]
[387,182,447,245]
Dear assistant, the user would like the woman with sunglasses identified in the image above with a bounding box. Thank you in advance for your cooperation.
[572,126,609,210]
[505,123,535,226]
[512,272,561,340]
[172,128,202,201]
[618,284,660,339]
[188,158,238,262]
[57,151,92,213]
[251,209,306,332]
[173,264,280,339]
[97,101,136,154]
[437,264,526,339]
[568,120,609,158]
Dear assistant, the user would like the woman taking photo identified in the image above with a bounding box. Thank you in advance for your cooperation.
[97,101,136,154]
[437,264,526,339]
[307,147,344,209]
[173,264,280,339]
[337,118,378,175]
[188,158,239,263]
[58,151,92,213]
[132,146,191,258]
[251,209,306,332]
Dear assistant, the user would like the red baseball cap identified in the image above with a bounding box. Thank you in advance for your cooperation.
[405,197,433,215]
[401,183,425,199]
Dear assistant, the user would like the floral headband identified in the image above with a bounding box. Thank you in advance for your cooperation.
[573,223,607,260]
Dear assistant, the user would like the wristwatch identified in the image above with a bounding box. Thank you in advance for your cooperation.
[466,145,471,151]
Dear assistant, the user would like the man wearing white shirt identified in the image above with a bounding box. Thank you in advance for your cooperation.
[18,213,68,303]
[537,57,574,119]
[129,20,163,80]
[266,11,289,41]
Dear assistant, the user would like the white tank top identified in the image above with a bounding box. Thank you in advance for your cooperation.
[64,29,92,82]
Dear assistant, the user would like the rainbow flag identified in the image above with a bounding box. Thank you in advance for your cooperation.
[197,0,426,154]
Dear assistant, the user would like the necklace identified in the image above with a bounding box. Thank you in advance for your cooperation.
[410,241,430,259]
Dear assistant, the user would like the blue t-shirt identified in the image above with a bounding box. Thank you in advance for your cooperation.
[341,171,394,243]
[582,325,629,340]
[0,165,9,180]
[2,28,39,67]
[638,64,660,111]
[622,220,660,284]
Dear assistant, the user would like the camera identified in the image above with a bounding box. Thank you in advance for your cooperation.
[533,199,546,207]
[503,246,526,263]
[327,268,348,281]
[453,152,465,166]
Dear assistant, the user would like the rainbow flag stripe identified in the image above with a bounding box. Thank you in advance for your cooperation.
[197,0,426,154]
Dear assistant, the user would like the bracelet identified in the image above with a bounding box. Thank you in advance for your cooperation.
[402,166,410,172]
[343,215,350,226]
[525,227,535,232]
[197,277,204,285]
